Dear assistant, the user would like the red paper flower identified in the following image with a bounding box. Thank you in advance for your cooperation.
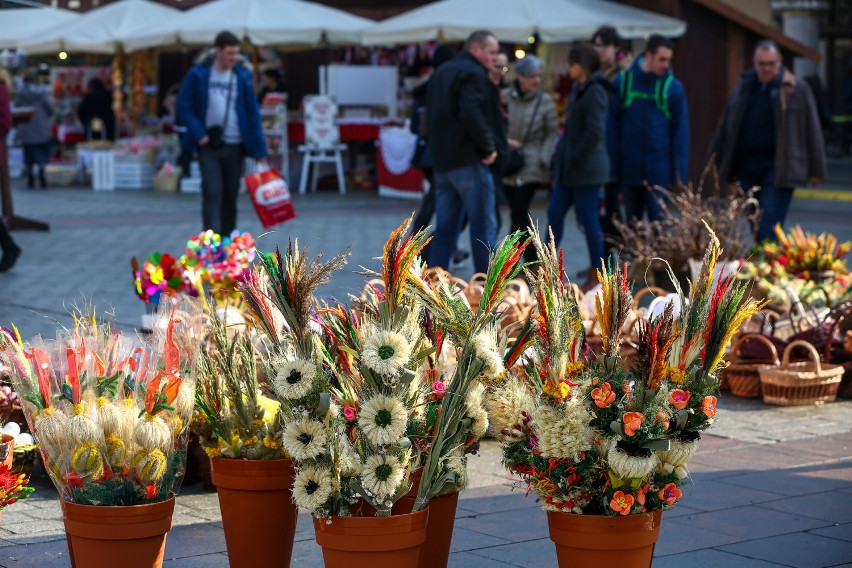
[622,412,644,437]
[591,382,616,408]
[610,490,635,515]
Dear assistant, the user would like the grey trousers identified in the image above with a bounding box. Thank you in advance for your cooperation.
[199,143,243,236]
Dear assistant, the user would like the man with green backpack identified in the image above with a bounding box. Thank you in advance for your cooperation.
[610,35,690,225]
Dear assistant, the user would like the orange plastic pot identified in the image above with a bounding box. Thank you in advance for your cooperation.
[62,495,175,568]
[211,457,297,568]
[547,509,662,568]
[313,508,428,568]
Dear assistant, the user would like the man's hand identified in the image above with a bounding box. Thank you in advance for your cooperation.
[198,135,209,146]
[809,177,822,186]
[481,151,497,165]
[507,138,521,150]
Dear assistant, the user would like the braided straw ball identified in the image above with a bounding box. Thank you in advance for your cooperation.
[34,407,68,447]
[134,414,172,452]
[67,404,102,447]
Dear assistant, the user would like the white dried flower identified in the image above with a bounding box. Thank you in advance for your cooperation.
[361,329,411,377]
[532,399,594,461]
[292,466,334,512]
[607,438,658,480]
[472,331,504,380]
[273,358,317,400]
[658,438,698,469]
[281,419,328,462]
[360,453,406,501]
[358,394,409,447]
[485,376,535,443]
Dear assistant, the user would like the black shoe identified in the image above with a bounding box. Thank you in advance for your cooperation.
[0,243,22,272]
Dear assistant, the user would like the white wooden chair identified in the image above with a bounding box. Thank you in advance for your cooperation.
[297,95,347,195]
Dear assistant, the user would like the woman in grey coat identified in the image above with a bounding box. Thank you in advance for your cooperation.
[15,73,54,189]
[547,45,613,291]
[502,55,559,262]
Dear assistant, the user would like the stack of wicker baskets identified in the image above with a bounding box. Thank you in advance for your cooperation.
[758,340,844,405]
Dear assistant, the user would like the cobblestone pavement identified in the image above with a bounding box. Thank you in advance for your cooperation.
[0,172,851,567]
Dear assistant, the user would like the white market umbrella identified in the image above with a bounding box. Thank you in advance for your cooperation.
[361,0,686,45]
[17,0,182,55]
[127,0,375,48]
[0,7,81,50]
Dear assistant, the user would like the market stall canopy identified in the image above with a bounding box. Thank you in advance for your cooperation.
[16,0,181,55]
[0,7,81,50]
[361,0,686,45]
[125,0,375,48]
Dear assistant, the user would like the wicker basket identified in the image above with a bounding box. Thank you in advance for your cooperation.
[726,334,780,398]
[758,340,844,406]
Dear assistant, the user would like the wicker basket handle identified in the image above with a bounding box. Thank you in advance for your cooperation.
[782,340,822,370]
[630,286,669,311]
[732,333,781,364]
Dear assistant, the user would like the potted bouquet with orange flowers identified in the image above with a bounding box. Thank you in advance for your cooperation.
[487,227,764,567]
[0,301,203,568]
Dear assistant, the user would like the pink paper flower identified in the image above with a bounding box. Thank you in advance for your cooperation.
[343,406,357,422]
[431,380,446,398]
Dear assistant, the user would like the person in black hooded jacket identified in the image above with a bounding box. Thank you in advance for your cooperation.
[547,44,615,291]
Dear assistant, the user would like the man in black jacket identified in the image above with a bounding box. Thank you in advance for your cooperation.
[427,30,506,274]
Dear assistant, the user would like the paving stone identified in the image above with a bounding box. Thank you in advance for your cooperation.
[653,548,791,567]
[162,523,227,559]
[162,552,230,568]
[454,506,547,544]
[676,477,787,512]
[449,526,513,553]
[808,523,852,544]
[0,538,71,567]
[677,505,833,539]
[455,537,556,567]
[758,492,852,524]
[655,521,747,556]
[721,461,852,497]
[448,550,521,567]
[718,532,852,567]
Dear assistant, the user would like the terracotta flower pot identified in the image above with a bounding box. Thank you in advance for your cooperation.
[211,457,298,568]
[390,469,459,568]
[62,495,175,568]
[547,509,662,568]
[313,508,428,568]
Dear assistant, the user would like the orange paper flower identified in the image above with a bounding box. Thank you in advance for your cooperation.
[658,483,682,506]
[668,389,691,410]
[655,409,670,430]
[610,490,635,515]
[622,412,644,437]
[591,382,616,408]
[700,396,718,417]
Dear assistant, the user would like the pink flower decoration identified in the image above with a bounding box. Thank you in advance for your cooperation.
[343,406,357,422]
[431,381,446,397]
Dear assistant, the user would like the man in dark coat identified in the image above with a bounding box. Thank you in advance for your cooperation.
[426,30,506,274]
[709,39,826,242]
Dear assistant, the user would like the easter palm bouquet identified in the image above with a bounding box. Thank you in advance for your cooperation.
[488,228,765,515]
[0,301,203,505]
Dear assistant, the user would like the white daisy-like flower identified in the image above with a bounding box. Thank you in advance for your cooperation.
[281,419,328,462]
[532,399,593,461]
[358,394,409,446]
[607,438,658,480]
[360,453,406,500]
[272,358,317,400]
[292,466,334,512]
[472,331,504,380]
[361,329,411,377]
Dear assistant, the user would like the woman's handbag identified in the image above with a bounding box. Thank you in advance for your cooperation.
[502,92,543,177]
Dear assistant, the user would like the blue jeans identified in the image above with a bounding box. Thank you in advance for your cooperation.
[546,184,604,269]
[623,185,666,224]
[430,163,497,274]
[738,168,793,242]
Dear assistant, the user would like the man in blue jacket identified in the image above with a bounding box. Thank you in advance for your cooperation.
[177,31,267,236]
[611,35,689,225]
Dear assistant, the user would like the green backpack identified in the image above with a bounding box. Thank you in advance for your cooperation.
[618,70,674,119]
